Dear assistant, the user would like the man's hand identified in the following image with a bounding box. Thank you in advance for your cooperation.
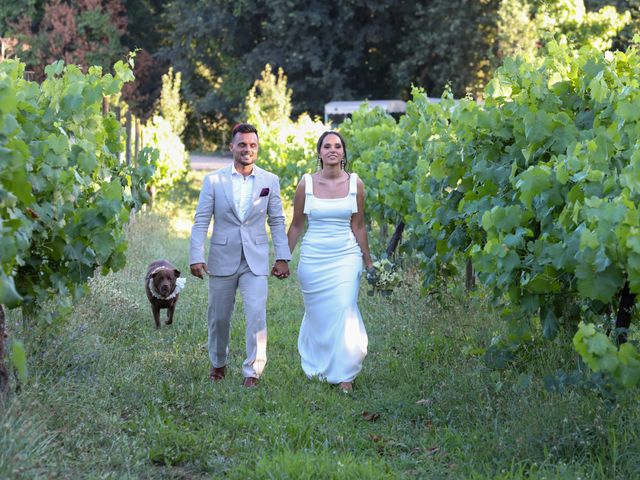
[271,260,290,279]
[190,263,209,279]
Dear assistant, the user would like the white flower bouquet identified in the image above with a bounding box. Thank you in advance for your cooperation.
[365,258,401,296]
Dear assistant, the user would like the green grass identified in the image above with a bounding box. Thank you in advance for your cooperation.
[2,171,640,478]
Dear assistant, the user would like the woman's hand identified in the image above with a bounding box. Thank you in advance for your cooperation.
[271,260,290,279]
[365,265,377,285]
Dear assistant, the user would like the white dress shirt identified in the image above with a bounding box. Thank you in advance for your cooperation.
[231,165,255,222]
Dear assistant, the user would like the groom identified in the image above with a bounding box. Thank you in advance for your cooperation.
[189,123,291,388]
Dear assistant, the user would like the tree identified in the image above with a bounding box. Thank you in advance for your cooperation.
[101,0,634,150]
[585,0,640,48]
[533,0,631,51]
[245,64,292,132]
[395,0,501,100]
[143,66,189,191]
[3,0,127,81]
[121,48,165,121]
[158,0,414,147]
[158,67,186,136]
[119,0,168,120]
[495,0,539,64]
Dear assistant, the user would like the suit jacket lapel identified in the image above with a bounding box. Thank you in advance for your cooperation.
[245,166,264,220]
[222,165,241,221]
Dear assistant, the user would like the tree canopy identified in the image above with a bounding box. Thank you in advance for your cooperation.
[2,0,638,148]
[155,0,636,147]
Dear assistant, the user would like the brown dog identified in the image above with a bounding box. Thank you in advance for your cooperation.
[145,260,185,329]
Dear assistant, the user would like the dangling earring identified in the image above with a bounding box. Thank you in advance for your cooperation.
[318,157,322,170]
[341,159,345,170]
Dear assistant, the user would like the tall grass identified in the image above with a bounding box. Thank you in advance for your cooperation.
[0,401,56,479]
[2,171,639,478]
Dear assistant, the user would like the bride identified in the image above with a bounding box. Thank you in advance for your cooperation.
[284,131,373,393]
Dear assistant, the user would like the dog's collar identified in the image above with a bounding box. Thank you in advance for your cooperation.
[147,276,186,300]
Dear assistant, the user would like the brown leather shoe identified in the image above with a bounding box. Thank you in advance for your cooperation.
[209,366,226,382]
[339,381,353,393]
[242,377,259,388]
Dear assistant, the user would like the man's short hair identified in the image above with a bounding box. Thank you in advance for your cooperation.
[231,123,258,141]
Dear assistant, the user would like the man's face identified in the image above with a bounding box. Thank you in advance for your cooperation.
[230,132,259,168]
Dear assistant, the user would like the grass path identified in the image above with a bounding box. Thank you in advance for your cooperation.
[2,173,639,479]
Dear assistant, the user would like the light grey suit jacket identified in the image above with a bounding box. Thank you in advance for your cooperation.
[189,165,291,276]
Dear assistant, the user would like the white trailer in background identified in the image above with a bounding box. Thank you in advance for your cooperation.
[323,99,407,125]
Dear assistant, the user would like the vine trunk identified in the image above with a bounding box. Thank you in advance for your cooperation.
[0,305,7,394]
[615,281,636,345]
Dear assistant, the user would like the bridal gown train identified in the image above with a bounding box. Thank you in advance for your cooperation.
[297,172,368,383]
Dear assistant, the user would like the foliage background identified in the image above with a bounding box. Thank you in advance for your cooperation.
[3,0,638,150]
[4,174,640,478]
[4,1,640,477]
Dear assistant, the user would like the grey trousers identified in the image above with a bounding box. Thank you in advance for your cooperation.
[207,252,268,378]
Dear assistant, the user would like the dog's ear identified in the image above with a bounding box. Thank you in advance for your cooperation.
[174,269,181,278]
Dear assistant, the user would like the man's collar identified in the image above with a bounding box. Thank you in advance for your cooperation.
[232,165,256,178]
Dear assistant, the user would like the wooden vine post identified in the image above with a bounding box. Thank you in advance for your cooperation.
[385,221,405,258]
[0,305,8,395]
[465,259,475,291]
[615,281,636,345]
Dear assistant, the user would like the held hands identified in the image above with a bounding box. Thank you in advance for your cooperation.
[190,263,209,279]
[192,262,288,279]
[271,260,290,279]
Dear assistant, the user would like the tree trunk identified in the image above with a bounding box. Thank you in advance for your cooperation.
[385,221,405,258]
[465,259,475,291]
[615,281,636,345]
[146,185,155,210]
[125,111,132,167]
[0,305,8,394]
[380,222,388,247]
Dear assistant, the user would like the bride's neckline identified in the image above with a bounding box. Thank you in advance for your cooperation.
[312,193,349,200]
[309,173,351,200]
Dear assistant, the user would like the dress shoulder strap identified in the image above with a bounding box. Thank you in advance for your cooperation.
[303,173,313,214]
[348,173,358,213]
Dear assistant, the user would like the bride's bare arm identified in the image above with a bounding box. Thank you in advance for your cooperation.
[351,178,373,269]
[286,178,307,255]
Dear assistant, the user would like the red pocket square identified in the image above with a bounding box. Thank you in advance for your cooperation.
[259,187,270,197]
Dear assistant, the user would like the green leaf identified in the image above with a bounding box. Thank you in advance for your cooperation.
[589,73,609,103]
[616,98,640,122]
[429,158,447,181]
[586,333,611,356]
[113,60,135,84]
[0,113,19,135]
[44,60,65,77]
[5,168,34,204]
[9,340,27,383]
[523,110,553,144]
[579,228,599,250]
[0,273,23,308]
[46,133,70,155]
[92,231,116,261]
[576,264,623,302]
[524,267,561,294]
[617,343,640,388]
[514,165,553,209]
[485,78,512,99]
[101,74,122,96]
[0,80,18,114]
[101,180,123,201]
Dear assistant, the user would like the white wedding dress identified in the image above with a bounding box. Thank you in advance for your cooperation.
[297,172,368,383]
